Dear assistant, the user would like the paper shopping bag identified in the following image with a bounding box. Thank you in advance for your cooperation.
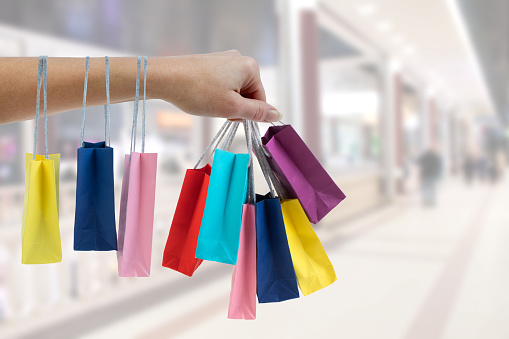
[262,125,346,223]
[22,56,62,265]
[117,56,158,277]
[22,153,62,264]
[255,193,299,303]
[117,152,157,276]
[195,149,249,265]
[74,141,117,250]
[281,199,337,295]
[228,203,257,319]
[162,164,211,276]
[74,57,117,251]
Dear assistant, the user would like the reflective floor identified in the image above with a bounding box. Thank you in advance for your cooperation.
[5,175,509,339]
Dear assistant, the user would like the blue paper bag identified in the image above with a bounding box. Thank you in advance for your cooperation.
[195,149,249,265]
[74,57,117,251]
[74,141,117,250]
[256,193,299,303]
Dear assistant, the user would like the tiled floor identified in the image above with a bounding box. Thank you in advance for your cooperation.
[10,177,509,339]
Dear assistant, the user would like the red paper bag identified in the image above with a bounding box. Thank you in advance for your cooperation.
[162,164,211,276]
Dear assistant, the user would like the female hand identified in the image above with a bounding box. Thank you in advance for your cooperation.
[0,51,281,124]
[150,50,281,122]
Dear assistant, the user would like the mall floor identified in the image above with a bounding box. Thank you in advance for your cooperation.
[10,174,509,339]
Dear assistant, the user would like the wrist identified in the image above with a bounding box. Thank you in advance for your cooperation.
[146,56,182,103]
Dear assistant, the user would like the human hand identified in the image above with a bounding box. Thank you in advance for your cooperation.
[149,50,281,122]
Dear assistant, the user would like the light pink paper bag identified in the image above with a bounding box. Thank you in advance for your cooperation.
[117,56,158,277]
[228,203,256,319]
[228,121,256,319]
[118,152,157,276]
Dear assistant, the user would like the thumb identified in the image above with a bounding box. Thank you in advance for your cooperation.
[233,97,282,122]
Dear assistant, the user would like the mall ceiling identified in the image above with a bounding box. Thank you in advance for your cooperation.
[457,0,509,123]
[0,0,506,121]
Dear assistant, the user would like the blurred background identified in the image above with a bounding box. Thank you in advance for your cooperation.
[0,0,509,338]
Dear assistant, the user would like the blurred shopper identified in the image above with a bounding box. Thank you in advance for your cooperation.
[476,155,489,182]
[417,146,442,207]
[462,153,476,184]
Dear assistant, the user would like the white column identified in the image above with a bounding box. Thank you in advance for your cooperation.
[277,0,316,134]
[420,88,434,150]
[380,59,399,201]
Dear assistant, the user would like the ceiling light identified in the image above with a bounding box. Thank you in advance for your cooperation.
[376,21,393,32]
[357,4,376,17]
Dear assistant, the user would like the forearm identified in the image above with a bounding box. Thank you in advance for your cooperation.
[0,57,170,124]
[0,51,280,125]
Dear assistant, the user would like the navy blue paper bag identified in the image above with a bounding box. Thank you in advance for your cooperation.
[74,57,117,251]
[255,193,299,303]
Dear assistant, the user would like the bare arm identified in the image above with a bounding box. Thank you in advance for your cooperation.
[0,50,281,124]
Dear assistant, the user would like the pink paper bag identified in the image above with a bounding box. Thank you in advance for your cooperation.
[228,204,257,319]
[117,152,157,277]
[117,56,158,277]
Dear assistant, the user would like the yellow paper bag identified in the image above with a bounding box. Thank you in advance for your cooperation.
[281,199,337,295]
[21,153,62,264]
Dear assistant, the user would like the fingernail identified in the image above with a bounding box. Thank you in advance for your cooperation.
[267,109,282,122]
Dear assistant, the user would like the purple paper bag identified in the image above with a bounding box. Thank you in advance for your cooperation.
[261,125,345,223]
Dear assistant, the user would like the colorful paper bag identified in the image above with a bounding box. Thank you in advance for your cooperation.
[162,120,233,276]
[195,147,249,265]
[22,56,62,264]
[281,199,337,295]
[228,204,256,319]
[74,56,117,251]
[162,164,211,276]
[261,124,346,223]
[255,193,299,303]
[117,56,158,277]
[228,120,257,319]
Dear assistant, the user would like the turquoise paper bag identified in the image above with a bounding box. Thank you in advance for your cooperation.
[195,149,249,265]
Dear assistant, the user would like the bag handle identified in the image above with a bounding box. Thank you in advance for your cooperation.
[141,56,147,153]
[33,56,48,160]
[250,121,287,199]
[130,56,148,153]
[193,119,240,169]
[243,120,255,204]
[105,56,111,146]
[250,121,275,198]
[220,121,240,151]
[194,120,231,169]
[252,121,271,158]
[79,56,112,147]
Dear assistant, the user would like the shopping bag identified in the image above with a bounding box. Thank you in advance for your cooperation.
[261,124,346,223]
[281,199,337,295]
[228,204,256,319]
[74,56,117,251]
[162,164,211,276]
[22,56,62,264]
[162,120,233,275]
[228,120,256,319]
[195,149,249,265]
[195,121,249,265]
[117,56,158,277]
[255,193,299,303]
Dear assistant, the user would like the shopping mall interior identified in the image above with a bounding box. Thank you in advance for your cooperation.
[0,0,508,338]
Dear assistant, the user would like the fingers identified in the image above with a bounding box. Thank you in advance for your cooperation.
[231,95,281,122]
[238,56,266,102]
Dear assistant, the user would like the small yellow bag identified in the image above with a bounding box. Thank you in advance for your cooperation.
[281,199,337,295]
[22,154,61,264]
[21,56,62,264]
